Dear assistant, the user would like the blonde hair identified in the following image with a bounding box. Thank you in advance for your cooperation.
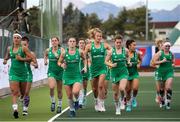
[92,28,102,39]
[155,38,164,48]
[87,28,94,39]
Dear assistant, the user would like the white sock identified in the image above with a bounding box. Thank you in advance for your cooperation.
[68,99,75,111]
[12,104,18,111]
[23,106,28,111]
[98,98,104,105]
[79,90,83,104]
[114,100,119,108]
[50,96,55,103]
[58,99,62,107]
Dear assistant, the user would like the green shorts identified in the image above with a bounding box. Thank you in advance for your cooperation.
[91,69,106,78]
[111,74,128,84]
[111,68,128,84]
[155,70,174,82]
[128,72,139,81]
[63,79,82,86]
[48,71,63,81]
[9,74,27,82]
[27,73,33,82]
[91,65,107,78]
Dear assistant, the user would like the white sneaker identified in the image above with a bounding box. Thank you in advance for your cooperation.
[101,101,106,112]
[120,100,125,110]
[95,99,105,112]
[115,107,121,115]
[95,103,103,112]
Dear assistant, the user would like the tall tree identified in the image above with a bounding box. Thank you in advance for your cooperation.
[86,13,102,29]
[115,7,128,35]
[63,3,102,42]
[102,14,116,35]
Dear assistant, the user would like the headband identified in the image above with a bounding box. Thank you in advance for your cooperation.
[163,42,171,46]
[13,33,22,38]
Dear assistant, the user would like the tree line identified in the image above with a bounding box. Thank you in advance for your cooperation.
[27,2,152,42]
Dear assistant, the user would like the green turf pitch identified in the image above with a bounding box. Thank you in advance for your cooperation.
[0,85,69,121]
[54,76,180,121]
[0,76,180,121]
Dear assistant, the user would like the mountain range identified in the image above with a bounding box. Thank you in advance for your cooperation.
[63,0,180,22]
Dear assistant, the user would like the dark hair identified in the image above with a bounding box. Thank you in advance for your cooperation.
[51,36,60,41]
[79,38,86,44]
[114,35,123,41]
[126,39,135,49]
[51,36,60,47]
[22,36,29,43]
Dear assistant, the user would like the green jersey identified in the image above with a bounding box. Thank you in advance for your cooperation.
[63,48,82,85]
[127,51,139,81]
[9,46,27,82]
[90,42,106,78]
[155,51,174,81]
[111,47,128,83]
[48,47,63,81]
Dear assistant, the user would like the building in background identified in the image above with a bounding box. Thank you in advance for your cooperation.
[150,21,178,40]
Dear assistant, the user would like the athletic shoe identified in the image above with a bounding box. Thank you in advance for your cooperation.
[22,111,28,116]
[96,99,106,112]
[69,110,76,117]
[120,99,125,110]
[74,101,79,110]
[95,101,103,112]
[101,102,106,112]
[126,104,132,112]
[13,110,19,119]
[116,109,121,115]
[166,102,171,110]
[132,98,137,108]
[159,100,165,108]
[51,102,55,112]
[115,106,121,115]
[56,106,62,113]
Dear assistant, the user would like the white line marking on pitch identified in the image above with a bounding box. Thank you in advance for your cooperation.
[56,117,180,120]
[48,90,93,122]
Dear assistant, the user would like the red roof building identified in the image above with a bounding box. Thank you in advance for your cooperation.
[150,21,179,40]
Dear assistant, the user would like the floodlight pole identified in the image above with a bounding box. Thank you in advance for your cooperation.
[59,0,63,42]
[40,0,43,38]
[145,0,148,41]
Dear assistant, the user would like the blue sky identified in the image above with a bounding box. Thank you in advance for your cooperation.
[27,0,180,10]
